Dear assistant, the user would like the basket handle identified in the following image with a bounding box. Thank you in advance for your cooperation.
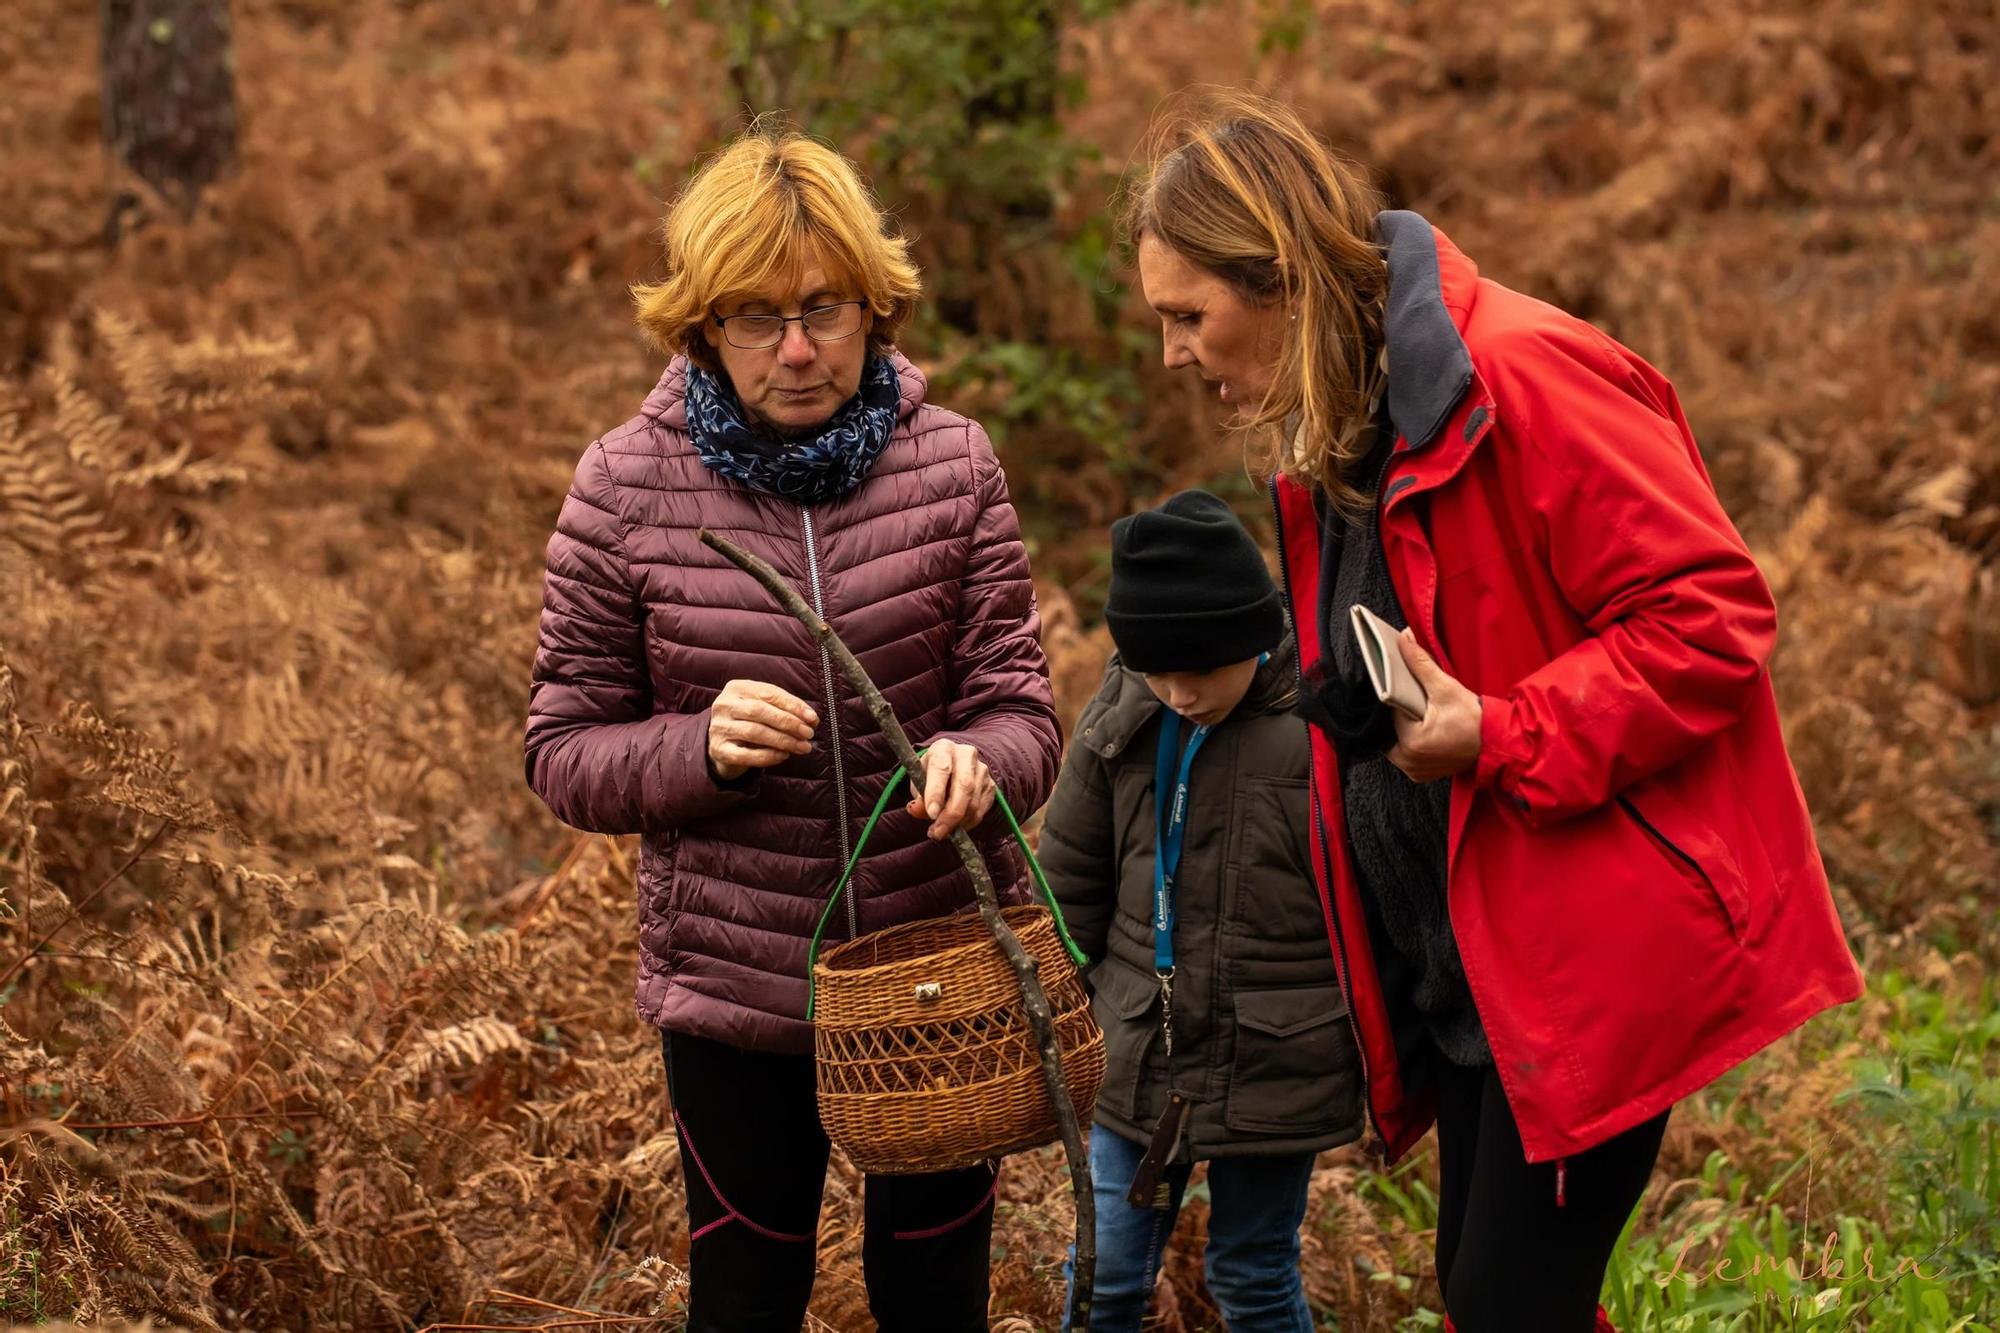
[805,749,1088,1020]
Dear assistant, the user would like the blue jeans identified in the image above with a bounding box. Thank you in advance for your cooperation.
[1064,1126,1319,1333]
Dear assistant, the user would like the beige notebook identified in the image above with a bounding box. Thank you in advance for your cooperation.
[1349,604,1429,721]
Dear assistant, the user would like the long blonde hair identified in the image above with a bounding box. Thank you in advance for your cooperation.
[1123,90,1389,508]
[632,125,922,372]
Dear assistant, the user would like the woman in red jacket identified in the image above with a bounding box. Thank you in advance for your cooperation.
[525,129,1060,1332]
[1122,91,1863,1332]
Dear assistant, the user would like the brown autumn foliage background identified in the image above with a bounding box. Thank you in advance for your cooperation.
[1,0,1996,1329]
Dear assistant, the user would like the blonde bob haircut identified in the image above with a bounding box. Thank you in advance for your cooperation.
[1123,89,1389,510]
[632,127,921,371]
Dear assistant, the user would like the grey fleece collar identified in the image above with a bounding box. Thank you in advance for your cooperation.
[1376,210,1476,450]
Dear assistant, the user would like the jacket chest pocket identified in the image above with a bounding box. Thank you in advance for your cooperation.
[1225,777,1320,943]
[1225,985,1358,1136]
[1110,766,1158,922]
[1111,765,1156,857]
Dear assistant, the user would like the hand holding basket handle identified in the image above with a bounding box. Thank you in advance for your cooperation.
[905,736,995,839]
[698,527,1102,1331]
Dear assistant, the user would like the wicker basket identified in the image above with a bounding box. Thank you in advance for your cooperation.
[804,761,1104,1175]
[814,903,1105,1174]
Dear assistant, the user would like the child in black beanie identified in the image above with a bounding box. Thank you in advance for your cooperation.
[1043,489,1363,1332]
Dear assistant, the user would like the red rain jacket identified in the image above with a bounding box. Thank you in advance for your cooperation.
[1275,214,1864,1166]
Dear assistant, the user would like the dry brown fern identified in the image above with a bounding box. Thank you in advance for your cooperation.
[0,402,124,567]
[0,1,1992,1328]
[0,655,47,921]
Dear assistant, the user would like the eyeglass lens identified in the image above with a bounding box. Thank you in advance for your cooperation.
[724,304,862,349]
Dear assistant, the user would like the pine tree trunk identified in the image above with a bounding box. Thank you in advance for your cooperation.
[100,0,238,219]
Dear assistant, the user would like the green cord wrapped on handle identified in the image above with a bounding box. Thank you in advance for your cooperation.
[806,750,1088,1021]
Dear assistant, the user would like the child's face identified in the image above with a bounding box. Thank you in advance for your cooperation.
[1141,657,1262,728]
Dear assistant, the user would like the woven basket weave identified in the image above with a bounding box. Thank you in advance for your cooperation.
[814,903,1105,1174]
[804,758,1104,1175]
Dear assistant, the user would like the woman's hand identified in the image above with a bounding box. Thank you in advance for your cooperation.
[907,739,995,840]
[1387,630,1483,783]
[707,680,818,781]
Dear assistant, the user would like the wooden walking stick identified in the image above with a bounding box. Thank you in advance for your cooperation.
[699,528,1096,1331]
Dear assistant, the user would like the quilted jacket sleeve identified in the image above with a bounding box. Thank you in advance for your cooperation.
[524,441,759,834]
[923,424,1063,819]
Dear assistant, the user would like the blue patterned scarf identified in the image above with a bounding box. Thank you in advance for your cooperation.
[684,354,901,505]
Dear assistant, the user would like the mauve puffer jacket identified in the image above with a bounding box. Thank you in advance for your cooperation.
[525,351,1061,1053]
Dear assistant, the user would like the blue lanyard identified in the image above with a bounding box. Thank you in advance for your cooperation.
[1152,710,1211,977]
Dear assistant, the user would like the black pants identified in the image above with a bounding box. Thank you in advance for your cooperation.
[1432,1059,1668,1332]
[661,1029,997,1333]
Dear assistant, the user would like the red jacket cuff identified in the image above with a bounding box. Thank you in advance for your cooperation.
[1474,694,1533,813]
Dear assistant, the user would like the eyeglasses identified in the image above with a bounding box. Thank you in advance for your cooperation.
[711,300,866,351]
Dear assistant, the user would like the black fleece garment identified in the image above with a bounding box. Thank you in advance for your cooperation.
[1314,427,1492,1068]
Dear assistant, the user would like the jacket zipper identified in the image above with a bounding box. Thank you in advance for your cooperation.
[1270,477,1387,1161]
[800,506,856,939]
[1368,435,1399,576]
[1616,793,1741,943]
[1376,426,1560,1192]
[1615,794,1707,887]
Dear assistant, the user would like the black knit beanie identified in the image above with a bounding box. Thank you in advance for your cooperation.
[1105,489,1285,673]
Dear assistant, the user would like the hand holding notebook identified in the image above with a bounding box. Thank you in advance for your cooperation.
[1349,604,1430,721]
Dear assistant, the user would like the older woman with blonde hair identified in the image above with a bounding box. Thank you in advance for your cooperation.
[524,129,1060,1332]
[1123,91,1862,1332]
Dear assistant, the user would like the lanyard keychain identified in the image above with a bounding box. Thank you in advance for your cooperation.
[1152,709,1209,1061]
[1127,707,1210,1210]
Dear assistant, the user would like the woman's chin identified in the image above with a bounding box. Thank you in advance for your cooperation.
[1212,381,1266,418]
